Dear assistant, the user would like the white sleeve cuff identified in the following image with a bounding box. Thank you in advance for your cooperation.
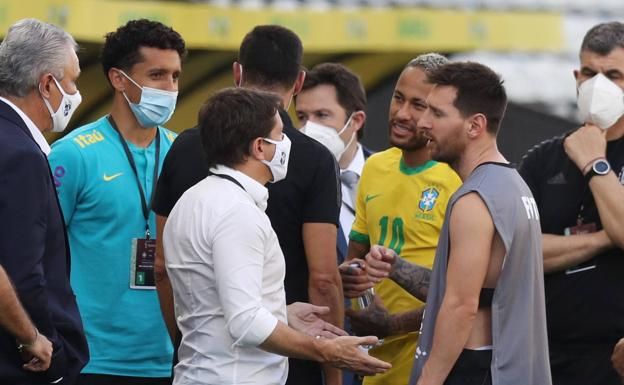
[230,306,278,348]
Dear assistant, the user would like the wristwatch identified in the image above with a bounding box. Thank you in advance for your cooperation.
[584,158,611,183]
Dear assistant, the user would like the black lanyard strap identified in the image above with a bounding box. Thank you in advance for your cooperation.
[213,173,246,191]
[107,115,160,237]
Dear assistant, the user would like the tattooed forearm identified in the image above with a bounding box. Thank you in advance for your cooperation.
[391,306,425,335]
[348,301,424,337]
[389,256,431,302]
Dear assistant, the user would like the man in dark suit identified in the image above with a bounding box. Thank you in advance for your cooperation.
[0,18,89,384]
[295,62,372,266]
[294,62,372,385]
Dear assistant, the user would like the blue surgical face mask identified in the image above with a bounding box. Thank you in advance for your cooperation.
[119,70,178,128]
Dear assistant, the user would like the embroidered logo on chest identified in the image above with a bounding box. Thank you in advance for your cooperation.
[418,187,439,212]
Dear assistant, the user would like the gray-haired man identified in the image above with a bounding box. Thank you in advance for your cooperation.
[0,18,89,384]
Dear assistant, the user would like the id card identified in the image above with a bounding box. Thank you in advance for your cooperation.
[130,238,156,289]
[564,222,597,275]
[564,222,597,236]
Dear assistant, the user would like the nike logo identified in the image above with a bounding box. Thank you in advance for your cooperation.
[103,173,123,182]
[365,194,382,203]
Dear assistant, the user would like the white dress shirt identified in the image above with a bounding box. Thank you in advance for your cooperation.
[339,144,366,240]
[0,96,51,155]
[164,165,288,385]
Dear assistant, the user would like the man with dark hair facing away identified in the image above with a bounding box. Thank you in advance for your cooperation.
[164,86,390,385]
[153,25,345,385]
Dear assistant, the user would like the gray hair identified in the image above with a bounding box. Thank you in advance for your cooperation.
[0,18,77,97]
[406,53,449,73]
[581,21,624,56]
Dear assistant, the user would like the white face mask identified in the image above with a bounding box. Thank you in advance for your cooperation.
[262,133,292,183]
[302,114,355,160]
[41,76,82,132]
[577,73,624,130]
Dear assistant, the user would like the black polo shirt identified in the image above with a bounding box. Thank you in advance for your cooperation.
[518,133,624,385]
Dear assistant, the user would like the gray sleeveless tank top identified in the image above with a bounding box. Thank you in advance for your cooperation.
[409,162,551,385]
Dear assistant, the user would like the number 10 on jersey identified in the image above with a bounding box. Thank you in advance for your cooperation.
[378,216,404,254]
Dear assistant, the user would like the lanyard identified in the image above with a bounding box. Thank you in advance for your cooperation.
[213,173,245,191]
[107,115,160,238]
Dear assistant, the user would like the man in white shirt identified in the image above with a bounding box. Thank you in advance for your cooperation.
[163,87,390,385]
[295,62,372,264]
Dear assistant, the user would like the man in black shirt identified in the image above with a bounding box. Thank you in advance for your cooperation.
[153,25,344,385]
[519,21,624,385]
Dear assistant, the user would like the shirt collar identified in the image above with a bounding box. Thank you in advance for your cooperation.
[0,96,51,155]
[343,144,365,176]
[210,165,269,211]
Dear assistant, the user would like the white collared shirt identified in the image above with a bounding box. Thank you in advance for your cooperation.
[340,144,366,239]
[164,165,288,385]
[0,96,51,155]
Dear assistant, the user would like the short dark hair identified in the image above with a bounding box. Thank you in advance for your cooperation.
[427,62,507,134]
[199,87,281,168]
[101,19,186,78]
[238,25,303,90]
[300,63,367,138]
[581,22,624,56]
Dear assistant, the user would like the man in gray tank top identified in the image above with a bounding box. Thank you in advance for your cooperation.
[364,62,551,385]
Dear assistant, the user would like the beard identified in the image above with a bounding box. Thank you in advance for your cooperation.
[388,121,429,151]
[429,138,462,167]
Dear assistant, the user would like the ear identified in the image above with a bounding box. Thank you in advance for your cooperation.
[350,110,366,134]
[233,61,242,87]
[38,73,54,98]
[108,68,126,92]
[573,69,580,82]
[292,70,306,96]
[467,113,487,138]
[250,137,267,161]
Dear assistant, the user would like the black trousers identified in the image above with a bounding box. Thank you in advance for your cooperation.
[445,349,492,385]
[77,374,171,385]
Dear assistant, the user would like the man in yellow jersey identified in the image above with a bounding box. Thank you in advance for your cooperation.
[340,54,461,385]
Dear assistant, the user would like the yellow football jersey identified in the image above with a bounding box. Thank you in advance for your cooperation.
[349,147,461,385]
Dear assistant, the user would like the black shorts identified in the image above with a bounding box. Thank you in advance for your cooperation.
[445,349,492,385]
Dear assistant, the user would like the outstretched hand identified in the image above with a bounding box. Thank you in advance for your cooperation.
[288,302,348,339]
[320,335,391,375]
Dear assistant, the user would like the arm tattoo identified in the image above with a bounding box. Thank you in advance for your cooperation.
[393,306,425,335]
[389,256,431,302]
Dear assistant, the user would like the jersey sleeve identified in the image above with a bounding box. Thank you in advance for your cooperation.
[349,160,370,245]
[517,143,544,204]
[48,138,86,225]
[301,145,341,225]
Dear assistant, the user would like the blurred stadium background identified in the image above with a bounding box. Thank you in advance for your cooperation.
[1,0,622,162]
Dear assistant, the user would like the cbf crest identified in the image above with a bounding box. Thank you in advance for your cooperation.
[419,187,439,212]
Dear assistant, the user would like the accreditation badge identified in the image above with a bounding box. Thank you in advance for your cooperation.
[564,222,597,236]
[130,237,156,289]
[564,222,597,275]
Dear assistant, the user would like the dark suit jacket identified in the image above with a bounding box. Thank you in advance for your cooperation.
[0,100,88,384]
[337,145,374,263]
